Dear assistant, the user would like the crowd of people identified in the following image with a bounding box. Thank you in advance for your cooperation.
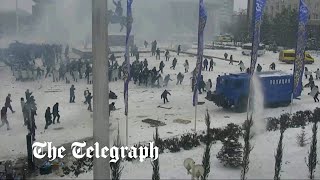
[2,41,317,136]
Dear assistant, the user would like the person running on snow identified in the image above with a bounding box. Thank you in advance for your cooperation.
[165,50,170,61]
[309,86,320,102]
[84,88,90,104]
[229,55,233,65]
[113,0,123,17]
[70,85,76,103]
[144,40,148,48]
[224,52,228,60]
[184,60,189,73]
[143,58,148,68]
[0,106,10,130]
[206,79,212,92]
[164,74,173,87]
[269,62,276,70]
[176,72,184,85]
[177,45,181,56]
[156,48,161,60]
[87,93,93,112]
[238,61,245,72]
[315,68,320,80]
[257,64,262,72]
[203,58,208,71]
[161,90,171,104]
[52,103,60,124]
[170,58,178,70]
[159,61,165,74]
[305,67,309,79]
[21,98,28,126]
[44,107,52,130]
[25,89,32,102]
[209,59,214,71]
[5,94,15,113]
[109,102,116,115]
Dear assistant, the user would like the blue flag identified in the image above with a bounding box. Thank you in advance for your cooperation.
[293,0,309,97]
[124,0,133,116]
[249,0,266,75]
[193,0,207,106]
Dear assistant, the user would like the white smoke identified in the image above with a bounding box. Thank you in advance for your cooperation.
[251,74,265,135]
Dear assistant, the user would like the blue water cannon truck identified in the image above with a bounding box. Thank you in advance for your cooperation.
[205,71,301,113]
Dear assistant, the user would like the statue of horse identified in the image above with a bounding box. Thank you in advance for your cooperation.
[107,10,127,32]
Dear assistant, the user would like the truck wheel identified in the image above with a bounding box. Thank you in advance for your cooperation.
[235,96,248,113]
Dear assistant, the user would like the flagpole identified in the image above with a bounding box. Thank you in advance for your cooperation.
[291,0,309,116]
[290,93,294,114]
[192,0,206,132]
[124,0,133,146]
[126,114,128,145]
[194,105,197,131]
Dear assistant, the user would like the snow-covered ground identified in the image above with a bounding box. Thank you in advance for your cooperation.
[1,45,320,179]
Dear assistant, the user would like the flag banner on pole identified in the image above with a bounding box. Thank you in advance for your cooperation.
[124,0,133,116]
[249,0,266,75]
[293,0,309,97]
[193,0,207,106]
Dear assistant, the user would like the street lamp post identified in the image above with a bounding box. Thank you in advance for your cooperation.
[92,0,110,179]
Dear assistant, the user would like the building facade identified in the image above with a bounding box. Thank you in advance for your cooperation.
[264,0,320,20]
[248,0,320,22]
[169,0,234,40]
[32,0,56,32]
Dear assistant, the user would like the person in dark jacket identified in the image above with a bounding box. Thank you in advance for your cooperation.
[5,94,15,113]
[0,106,10,130]
[165,50,170,61]
[110,53,116,66]
[257,64,262,72]
[143,59,148,68]
[224,52,228,60]
[25,89,32,102]
[70,85,75,103]
[156,48,161,60]
[170,58,177,70]
[177,45,181,56]
[203,58,208,71]
[246,68,250,74]
[229,55,233,65]
[270,62,276,70]
[52,103,60,124]
[176,72,184,85]
[209,59,214,71]
[109,91,118,99]
[84,88,89,104]
[161,90,171,104]
[159,61,165,74]
[45,66,51,78]
[87,93,93,112]
[109,102,116,115]
[44,107,52,129]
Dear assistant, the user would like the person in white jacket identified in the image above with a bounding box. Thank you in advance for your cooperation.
[205,79,212,92]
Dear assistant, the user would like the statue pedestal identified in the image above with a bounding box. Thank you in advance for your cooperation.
[72,34,134,59]
[109,34,134,47]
